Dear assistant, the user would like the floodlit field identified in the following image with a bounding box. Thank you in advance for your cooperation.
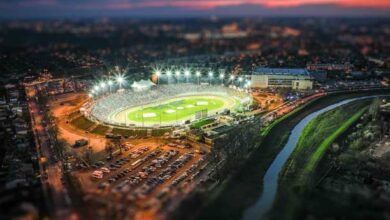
[128,97,224,122]
[111,95,237,125]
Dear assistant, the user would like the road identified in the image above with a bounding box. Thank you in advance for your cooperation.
[28,97,73,219]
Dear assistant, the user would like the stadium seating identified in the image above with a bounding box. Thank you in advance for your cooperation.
[86,84,249,125]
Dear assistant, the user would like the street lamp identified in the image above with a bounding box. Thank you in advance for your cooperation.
[196,71,201,84]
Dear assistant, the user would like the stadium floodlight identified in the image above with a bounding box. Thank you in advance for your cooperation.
[219,73,225,79]
[238,77,243,82]
[107,80,113,93]
[208,71,213,85]
[166,70,172,77]
[116,75,125,89]
[94,85,99,91]
[184,69,190,83]
[155,70,162,84]
[195,71,201,84]
[100,82,106,89]
[230,75,235,80]
[175,70,181,83]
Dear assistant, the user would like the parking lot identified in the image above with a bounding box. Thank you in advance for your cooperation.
[74,138,210,218]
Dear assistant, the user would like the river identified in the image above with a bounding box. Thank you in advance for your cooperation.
[241,96,381,220]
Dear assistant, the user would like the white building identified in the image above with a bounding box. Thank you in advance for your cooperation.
[249,68,313,90]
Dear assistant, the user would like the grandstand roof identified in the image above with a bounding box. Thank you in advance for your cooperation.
[253,68,310,76]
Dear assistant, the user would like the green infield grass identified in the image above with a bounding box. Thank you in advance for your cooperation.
[126,97,227,123]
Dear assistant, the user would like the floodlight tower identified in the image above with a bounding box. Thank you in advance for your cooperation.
[166,70,172,84]
[208,71,213,85]
[93,85,100,95]
[116,75,124,90]
[196,71,201,85]
[184,69,190,83]
[107,80,113,93]
[219,72,225,85]
[229,75,235,86]
[175,70,180,84]
[155,70,161,85]
[100,82,106,93]
[238,76,243,87]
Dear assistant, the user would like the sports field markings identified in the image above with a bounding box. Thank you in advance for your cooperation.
[197,101,208,106]
[143,113,157,118]
[166,109,176,113]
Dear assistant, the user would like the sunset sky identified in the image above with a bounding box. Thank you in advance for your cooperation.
[1,0,389,18]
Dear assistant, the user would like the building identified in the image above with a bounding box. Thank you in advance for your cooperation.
[306,63,353,72]
[249,68,313,90]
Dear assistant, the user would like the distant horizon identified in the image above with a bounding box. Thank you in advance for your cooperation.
[1,1,390,19]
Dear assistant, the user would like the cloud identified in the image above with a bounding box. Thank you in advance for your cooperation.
[0,0,389,18]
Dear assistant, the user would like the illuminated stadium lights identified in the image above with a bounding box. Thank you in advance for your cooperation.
[116,75,125,89]
[230,75,235,80]
[196,71,201,84]
[219,73,225,79]
[244,80,251,88]
[166,70,172,77]
[100,82,106,89]
[238,77,243,82]
[107,80,113,93]
[175,70,181,83]
[184,69,190,83]
[155,70,162,84]
[93,85,99,91]
[208,71,213,85]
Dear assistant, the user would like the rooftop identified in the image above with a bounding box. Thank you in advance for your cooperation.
[253,68,310,76]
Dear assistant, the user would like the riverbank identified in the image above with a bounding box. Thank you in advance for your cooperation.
[268,99,371,220]
[269,96,390,220]
[195,89,390,220]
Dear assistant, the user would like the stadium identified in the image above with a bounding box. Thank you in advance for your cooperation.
[83,83,252,128]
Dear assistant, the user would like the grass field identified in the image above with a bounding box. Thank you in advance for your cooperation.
[70,115,95,130]
[126,97,227,123]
